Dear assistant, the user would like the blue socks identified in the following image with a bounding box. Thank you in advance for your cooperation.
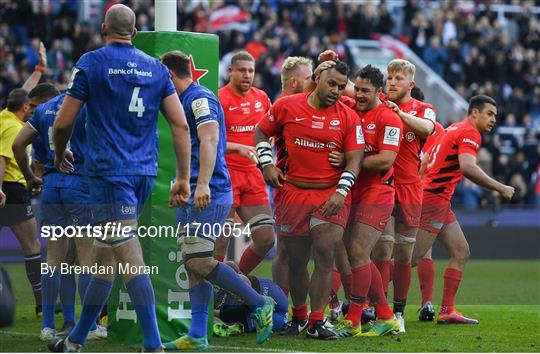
[41,272,60,329]
[69,277,112,346]
[77,273,96,331]
[206,262,265,311]
[126,274,161,350]
[60,273,76,325]
[78,273,91,302]
[188,281,212,338]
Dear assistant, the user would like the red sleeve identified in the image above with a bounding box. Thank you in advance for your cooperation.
[264,93,272,113]
[343,110,365,152]
[339,96,356,109]
[457,128,482,157]
[218,88,229,108]
[418,103,437,123]
[378,110,403,152]
[258,100,283,137]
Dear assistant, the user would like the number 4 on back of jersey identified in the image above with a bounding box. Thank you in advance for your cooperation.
[129,87,146,117]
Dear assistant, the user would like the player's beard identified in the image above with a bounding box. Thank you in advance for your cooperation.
[387,87,408,103]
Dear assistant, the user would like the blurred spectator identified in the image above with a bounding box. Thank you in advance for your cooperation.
[423,35,447,76]
[1,0,538,208]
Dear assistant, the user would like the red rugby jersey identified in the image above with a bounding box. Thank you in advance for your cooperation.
[423,119,481,200]
[258,92,364,184]
[357,103,403,186]
[218,84,271,170]
[422,121,445,154]
[393,98,436,184]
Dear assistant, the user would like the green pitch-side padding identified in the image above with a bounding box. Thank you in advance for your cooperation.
[107,31,219,344]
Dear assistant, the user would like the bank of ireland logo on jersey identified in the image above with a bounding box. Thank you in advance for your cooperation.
[127,61,137,68]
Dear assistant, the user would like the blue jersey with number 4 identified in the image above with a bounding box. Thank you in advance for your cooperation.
[28,93,88,189]
[66,42,176,176]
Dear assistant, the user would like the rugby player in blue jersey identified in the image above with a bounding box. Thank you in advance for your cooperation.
[12,89,100,341]
[159,51,274,350]
[214,262,287,335]
[49,4,192,352]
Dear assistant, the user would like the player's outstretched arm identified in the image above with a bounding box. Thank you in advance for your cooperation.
[12,125,41,194]
[161,93,191,206]
[385,100,434,137]
[195,121,219,211]
[254,126,284,188]
[226,142,258,164]
[22,41,47,92]
[53,95,82,171]
[459,153,515,200]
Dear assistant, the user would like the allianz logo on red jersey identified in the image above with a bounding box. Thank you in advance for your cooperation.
[230,125,255,132]
[294,137,336,149]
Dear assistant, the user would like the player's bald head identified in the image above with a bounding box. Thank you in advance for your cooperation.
[104,4,136,39]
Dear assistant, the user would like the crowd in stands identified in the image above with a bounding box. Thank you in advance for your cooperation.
[1,0,538,208]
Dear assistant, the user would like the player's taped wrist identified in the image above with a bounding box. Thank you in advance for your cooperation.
[336,169,356,197]
[256,141,274,168]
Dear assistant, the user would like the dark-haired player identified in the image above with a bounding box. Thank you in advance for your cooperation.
[412,95,514,324]
[160,50,275,349]
[216,51,276,275]
[255,61,365,339]
[334,65,401,337]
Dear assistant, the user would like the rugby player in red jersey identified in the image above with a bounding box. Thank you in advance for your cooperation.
[273,56,314,296]
[416,116,444,321]
[216,52,275,275]
[254,61,365,339]
[412,95,514,324]
[372,59,437,332]
[333,65,402,337]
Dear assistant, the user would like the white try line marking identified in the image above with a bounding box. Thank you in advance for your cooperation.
[210,344,302,353]
[0,330,32,336]
[0,331,302,353]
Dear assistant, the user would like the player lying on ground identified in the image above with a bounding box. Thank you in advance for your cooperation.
[213,262,288,336]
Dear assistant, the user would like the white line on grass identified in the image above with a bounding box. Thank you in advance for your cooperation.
[210,344,302,353]
[0,331,302,353]
[0,330,33,336]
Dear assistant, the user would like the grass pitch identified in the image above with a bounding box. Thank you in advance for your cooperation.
[0,259,539,352]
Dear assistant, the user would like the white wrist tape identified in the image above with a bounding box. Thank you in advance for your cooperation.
[256,141,274,168]
[336,170,356,197]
